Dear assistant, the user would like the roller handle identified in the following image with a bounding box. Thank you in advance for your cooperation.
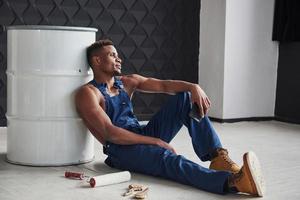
[65,171,84,180]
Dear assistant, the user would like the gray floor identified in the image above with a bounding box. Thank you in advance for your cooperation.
[1,120,300,200]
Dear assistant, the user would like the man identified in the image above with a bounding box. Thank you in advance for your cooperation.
[75,39,265,196]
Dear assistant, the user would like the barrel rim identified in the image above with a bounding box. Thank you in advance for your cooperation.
[6,70,93,77]
[6,25,98,32]
[5,156,95,167]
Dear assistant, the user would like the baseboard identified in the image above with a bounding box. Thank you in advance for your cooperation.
[209,116,275,123]
[0,117,6,127]
[274,116,300,125]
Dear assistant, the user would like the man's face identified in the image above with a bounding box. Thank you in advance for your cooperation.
[96,45,122,76]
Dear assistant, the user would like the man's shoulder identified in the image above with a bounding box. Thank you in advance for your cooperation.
[76,83,101,99]
[119,74,140,88]
[118,74,134,80]
[78,82,95,92]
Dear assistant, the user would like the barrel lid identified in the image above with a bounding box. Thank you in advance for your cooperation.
[6,25,98,32]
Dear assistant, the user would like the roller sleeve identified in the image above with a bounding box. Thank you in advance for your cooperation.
[89,171,131,187]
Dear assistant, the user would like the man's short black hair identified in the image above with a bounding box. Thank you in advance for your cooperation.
[86,39,114,68]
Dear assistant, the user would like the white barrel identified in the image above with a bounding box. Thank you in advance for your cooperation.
[6,25,97,166]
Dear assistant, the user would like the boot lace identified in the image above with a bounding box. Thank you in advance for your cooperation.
[218,148,236,167]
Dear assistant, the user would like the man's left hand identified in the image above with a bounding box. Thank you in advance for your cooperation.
[190,84,211,117]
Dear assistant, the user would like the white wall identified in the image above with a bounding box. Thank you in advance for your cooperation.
[199,0,226,118]
[199,0,278,119]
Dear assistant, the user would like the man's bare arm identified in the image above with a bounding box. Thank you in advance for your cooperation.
[122,74,211,117]
[75,85,176,153]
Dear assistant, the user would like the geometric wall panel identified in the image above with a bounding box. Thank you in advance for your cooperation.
[0,0,200,125]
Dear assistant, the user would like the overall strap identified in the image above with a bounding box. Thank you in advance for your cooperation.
[113,77,125,90]
[88,79,110,112]
[89,79,107,94]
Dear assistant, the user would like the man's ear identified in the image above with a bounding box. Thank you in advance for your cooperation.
[92,56,100,66]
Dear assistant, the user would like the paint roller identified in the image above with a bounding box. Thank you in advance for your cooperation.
[65,171,131,187]
[89,171,131,187]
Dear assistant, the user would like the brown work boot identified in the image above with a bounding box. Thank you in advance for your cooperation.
[209,148,241,173]
[228,151,265,197]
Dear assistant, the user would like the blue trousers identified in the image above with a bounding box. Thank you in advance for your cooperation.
[104,92,231,194]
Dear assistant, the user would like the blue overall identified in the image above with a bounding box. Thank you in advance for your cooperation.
[89,78,231,194]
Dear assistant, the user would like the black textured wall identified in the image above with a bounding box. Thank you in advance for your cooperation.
[0,0,200,126]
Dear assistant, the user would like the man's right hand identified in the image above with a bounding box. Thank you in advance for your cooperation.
[155,139,177,154]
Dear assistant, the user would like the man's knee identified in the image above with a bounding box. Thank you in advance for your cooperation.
[176,92,192,109]
[165,92,191,119]
[175,91,190,101]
